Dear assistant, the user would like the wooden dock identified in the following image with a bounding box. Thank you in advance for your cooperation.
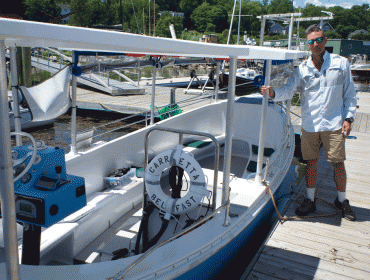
[75,83,218,115]
[242,91,370,280]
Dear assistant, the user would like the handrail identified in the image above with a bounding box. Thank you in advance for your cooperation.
[111,203,229,280]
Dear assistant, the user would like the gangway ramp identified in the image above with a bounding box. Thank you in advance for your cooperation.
[30,56,145,96]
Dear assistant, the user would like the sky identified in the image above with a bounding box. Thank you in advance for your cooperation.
[292,0,370,9]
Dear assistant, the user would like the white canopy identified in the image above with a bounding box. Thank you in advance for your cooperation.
[0,18,305,60]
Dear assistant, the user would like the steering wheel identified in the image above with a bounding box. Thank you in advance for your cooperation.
[11,131,38,182]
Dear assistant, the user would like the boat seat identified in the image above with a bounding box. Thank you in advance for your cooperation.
[37,179,143,264]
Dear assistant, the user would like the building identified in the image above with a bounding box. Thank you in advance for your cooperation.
[158,11,184,17]
[269,23,283,35]
[57,3,70,24]
[348,29,369,39]
[199,34,217,43]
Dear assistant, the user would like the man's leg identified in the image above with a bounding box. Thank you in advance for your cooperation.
[305,158,319,201]
[322,130,356,221]
[295,129,320,216]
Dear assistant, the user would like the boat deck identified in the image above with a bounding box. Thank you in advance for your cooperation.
[242,92,370,280]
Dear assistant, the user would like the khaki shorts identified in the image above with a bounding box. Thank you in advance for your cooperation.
[301,128,346,163]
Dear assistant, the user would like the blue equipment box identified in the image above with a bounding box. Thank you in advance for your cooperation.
[12,145,86,227]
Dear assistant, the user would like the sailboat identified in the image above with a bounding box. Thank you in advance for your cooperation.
[0,18,305,279]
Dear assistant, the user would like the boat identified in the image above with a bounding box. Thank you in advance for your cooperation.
[351,63,370,80]
[0,18,305,279]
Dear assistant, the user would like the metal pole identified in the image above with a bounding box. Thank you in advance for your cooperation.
[288,14,294,50]
[170,88,176,105]
[0,40,21,280]
[222,56,237,226]
[215,61,220,102]
[237,0,242,45]
[259,15,265,46]
[70,51,77,154]
[255,59,272,184]
[150,62,156,125]
[10,47,22,146]
[227,0,237,45]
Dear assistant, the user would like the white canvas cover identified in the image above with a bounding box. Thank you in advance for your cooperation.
[20,66,71,122]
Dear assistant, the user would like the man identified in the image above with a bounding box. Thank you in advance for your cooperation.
[261,25,357,221]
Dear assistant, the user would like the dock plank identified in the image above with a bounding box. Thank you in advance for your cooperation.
[243,91,370,280]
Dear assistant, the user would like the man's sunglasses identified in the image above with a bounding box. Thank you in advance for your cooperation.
[307,37,324,45]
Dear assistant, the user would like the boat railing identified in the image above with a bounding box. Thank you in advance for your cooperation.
[111,203,229,280]
[76,91,217,147]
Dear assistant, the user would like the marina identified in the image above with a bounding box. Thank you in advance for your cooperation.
[1,13,369,280]
[0,17,305,280]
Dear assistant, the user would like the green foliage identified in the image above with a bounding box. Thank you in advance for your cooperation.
[268,0,294,14]
[351,32,370,40]
[155,12,184,38]
[14,0,370,46]
[325,30,342,39]
[24,0,61,22]
[191,2,227,33]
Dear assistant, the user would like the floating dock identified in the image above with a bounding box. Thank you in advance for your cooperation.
[242,91,370,279]
[75,85,219,115]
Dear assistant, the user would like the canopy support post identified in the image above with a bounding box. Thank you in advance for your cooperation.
[222,56,237,227]
[10,47,22,146]
[150,61,157,125]
[255,59,272,185]
[0,40,21,280]
[70,51,77,154]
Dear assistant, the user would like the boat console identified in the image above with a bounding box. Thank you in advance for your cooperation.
[7,137,86,265]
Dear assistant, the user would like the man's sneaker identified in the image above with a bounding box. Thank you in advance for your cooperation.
[334,198,356,221]
[295,198,316,216]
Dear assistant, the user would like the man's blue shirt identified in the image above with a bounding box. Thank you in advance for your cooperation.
[274,51,357,132]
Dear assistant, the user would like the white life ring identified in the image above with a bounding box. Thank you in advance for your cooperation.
[145,145,210,216]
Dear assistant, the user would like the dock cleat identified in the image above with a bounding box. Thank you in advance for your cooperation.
[295,198,316,216]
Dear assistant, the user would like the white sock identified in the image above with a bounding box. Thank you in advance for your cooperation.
[307,188,315,202]
[338,191,346,202]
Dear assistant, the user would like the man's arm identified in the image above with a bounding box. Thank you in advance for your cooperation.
[342,60,357,138]
[261,68,301,102]
[342,60,357,120]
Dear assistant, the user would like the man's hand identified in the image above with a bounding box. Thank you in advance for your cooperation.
[261,85,275,98]
[342,121,351,138]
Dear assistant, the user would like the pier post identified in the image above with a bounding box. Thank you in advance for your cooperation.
[0,40,21,280]
[10,47,22,146]
[222,56,237,226]
[255,59,272,184]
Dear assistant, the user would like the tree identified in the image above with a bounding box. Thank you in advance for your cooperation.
[191,2,228,33]
[325,30,342,39]
[155,12,184,38]
[24,0,61,22]
[268,0,294,14]
[70,0,91,27]
[179,0,202,29]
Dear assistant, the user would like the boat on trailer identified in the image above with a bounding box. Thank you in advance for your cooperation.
[0,18,305,280]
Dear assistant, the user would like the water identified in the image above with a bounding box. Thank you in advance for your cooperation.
[14,110,146,153]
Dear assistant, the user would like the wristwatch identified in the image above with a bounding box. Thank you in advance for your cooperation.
[344,117,354,124]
